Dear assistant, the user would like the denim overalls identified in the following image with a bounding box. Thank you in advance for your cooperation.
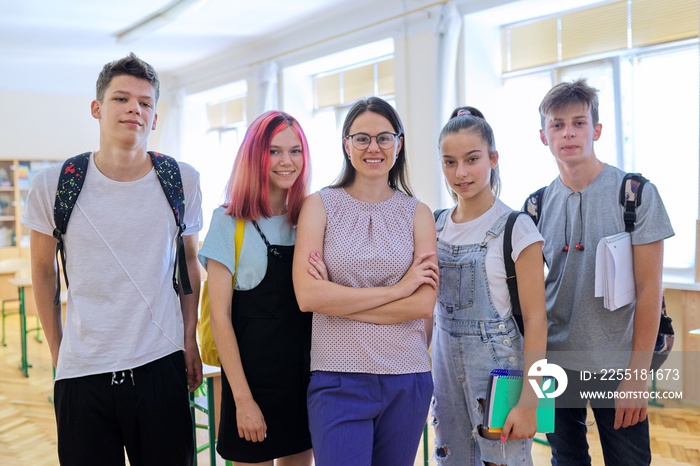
[431,209,533,465]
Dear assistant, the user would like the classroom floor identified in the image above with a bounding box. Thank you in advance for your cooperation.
[1,313,699,465]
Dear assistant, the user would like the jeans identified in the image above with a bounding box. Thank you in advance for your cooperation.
[431,315,533,466]
[547,369,651,465]
[432,210,534,465]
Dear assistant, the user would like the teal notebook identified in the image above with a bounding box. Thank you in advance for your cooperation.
[483,369,555,433]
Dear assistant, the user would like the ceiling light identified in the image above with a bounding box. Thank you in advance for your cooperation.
[115,0,210,43]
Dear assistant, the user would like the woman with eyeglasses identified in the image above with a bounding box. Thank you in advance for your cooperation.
[292,96,438,466]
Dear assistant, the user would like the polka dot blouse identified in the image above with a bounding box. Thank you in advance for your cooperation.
[310,187,431,375]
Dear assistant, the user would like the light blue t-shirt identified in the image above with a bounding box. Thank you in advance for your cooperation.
[198,207,296,290]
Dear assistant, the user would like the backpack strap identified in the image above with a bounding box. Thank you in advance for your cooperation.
[523,186,546,226]
[148,151,193,295]
[234,218,245,275]
[504,211,526,336]
[53,152,91,305]
[52,152,192,305]
[617,173,673,367]
[619,173,647,233]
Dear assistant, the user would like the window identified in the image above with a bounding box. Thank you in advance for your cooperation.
[496,48,698,270]
[313,58,395,109]
[501,0,699,72]
[629,47,699,268]
[181,81,247,234]
[494,72,557,211]
[283,39,395,192]
[484,1,698,271]
[206,96,245,131]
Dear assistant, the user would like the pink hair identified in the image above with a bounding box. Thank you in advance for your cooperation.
[223,110,310,225]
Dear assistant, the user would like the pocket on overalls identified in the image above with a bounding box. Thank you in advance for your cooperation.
[438,259,476,310]
[487,327,523,370]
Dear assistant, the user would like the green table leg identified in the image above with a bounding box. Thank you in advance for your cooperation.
[649,378,664,408]
[190,390,197,466]
[190,377,218,466]
[18,286,30,377]
[33,316,43,342]
[206,378,216,466]
[423,423,429,465]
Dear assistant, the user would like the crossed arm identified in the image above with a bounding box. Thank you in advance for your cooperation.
[292,193,438,325]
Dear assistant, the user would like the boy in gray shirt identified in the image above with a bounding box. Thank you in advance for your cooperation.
[530,79,673,465]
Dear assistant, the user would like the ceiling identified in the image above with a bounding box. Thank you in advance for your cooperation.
[0,0,366,95]
[0,0,601,96]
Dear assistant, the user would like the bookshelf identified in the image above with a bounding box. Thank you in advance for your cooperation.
[0,159,61,259]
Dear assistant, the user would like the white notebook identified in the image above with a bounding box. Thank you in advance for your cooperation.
[595,232,635,311]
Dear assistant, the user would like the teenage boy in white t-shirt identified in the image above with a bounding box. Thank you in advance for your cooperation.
[22,53,203,466]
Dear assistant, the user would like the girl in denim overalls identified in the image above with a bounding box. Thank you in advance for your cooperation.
[431,108,548,465]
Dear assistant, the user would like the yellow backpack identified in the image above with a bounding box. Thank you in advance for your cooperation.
[198,218,245,367]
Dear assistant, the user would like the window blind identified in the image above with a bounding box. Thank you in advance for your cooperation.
[503,18,559,71]
[313,58,395,110]
[502,0,699,73]
[561,1,627,61]
[207,97,245,130]
[631,0,699,47]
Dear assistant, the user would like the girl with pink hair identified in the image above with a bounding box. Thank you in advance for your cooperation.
[198,110,313,466]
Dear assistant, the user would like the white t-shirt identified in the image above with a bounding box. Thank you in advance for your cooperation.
[437,199,544,318]
[21,153,202,380]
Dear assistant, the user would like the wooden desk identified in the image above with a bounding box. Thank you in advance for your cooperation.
[0,259,31,346]
[663,274,700,404]
[9,277,67,378]
[0,271,21,346]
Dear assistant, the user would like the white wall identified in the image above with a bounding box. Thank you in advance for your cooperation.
[0,91,97,160]
[0,88,176,161]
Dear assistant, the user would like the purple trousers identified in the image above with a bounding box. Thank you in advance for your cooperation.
[307,371,433,466]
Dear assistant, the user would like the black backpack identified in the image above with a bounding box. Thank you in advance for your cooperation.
[524,173,674,369]
[433,209,528,336]
[52,151,192,305]
[524,173,646,233]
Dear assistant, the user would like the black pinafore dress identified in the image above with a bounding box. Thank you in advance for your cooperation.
[216,221,312,462]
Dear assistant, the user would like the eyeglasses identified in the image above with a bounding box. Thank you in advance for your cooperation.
[345,132,399,150]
